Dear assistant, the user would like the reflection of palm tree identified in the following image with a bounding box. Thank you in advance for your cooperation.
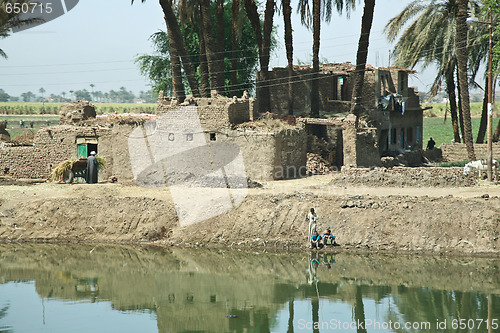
[312,298,319,333]
[0,304,12,333]
[387,288,495,333]
[287,297,294,333]
[354,286,367,333]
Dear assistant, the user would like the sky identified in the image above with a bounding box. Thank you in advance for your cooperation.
[0,0,438,98]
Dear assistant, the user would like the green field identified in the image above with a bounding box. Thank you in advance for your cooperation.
[423,117,500,147]
[0,114,60,138]
[0,102,157,115]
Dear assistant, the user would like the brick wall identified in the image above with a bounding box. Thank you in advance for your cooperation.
[157,96,251,131]
[275,129,308,179]
[440,143,500,162]
[0,124,134,181]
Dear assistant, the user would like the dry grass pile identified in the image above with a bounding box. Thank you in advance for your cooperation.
[50,157,106,182]
[50,159,74,182]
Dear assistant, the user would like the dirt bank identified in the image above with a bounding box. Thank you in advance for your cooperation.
[0,179,499,255]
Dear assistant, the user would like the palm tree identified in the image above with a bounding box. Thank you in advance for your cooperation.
[0,1,43,58]
[200,0,220,94]
[456,0,475,160]
[243,0,275,113]
[311,0,321,118]
[39,87,46,99]
[298,0,355,117]
[231,0,240,96]
[385,0,483,145]
[282,0,294,114]
[350,0,375,120]
[199,3,211,97]
[133,0,200,100]
[216,0,226,94]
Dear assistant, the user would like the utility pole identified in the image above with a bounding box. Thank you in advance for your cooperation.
[487,8,493,182]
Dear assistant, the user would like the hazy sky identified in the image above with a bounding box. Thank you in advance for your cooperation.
[0,0,439,98]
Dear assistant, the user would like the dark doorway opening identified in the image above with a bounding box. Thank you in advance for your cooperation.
[87,143,98,156]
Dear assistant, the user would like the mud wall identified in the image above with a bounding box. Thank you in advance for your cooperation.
[211,130,277,180]
[440,143,500,162]
[0,125,135,181]
[274,129,308,179]
[157,97,251,131]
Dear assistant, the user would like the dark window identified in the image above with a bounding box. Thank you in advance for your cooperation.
[391,128,397,144]
[210,133,216,141]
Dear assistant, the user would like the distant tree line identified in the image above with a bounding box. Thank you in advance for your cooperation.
[0,88,157,104]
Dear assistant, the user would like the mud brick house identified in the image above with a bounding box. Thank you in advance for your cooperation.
[264,62,428,160]
[0,97,307,182]
[154,95,307,180]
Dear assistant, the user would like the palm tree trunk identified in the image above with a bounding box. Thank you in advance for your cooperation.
[199,5,211,98]
[283,0,294,115]
[476,78,488,143]
[216,0,226,94]
[446,66,461,143]
[311,0,321,118]
[456,66,465,142]
[160,0,200,98]
[455,0,475,161]
[350,0,376,119]
[243,0,274,113]
[231,0,240,96]
[165,16,185,102]
[201,0,219,93]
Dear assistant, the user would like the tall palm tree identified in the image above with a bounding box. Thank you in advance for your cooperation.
[456,0,475,160]
[385,0,483,145]
[200,0,220,94]
[199,4,211,97]
[311,0,321,118]
[0,1,43,58]
[133,0,200,101]
[298,0,355,117]
[282,0,294,114]
[243,0,275,113]
[350,0,376,120]
[216,0,226,94]
[231,0,240,96]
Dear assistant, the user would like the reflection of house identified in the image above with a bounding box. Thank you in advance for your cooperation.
[264,63,429,160]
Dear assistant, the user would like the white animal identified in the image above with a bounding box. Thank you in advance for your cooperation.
[463,159,499,179]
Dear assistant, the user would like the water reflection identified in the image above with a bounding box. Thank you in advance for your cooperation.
[0,245,499,332]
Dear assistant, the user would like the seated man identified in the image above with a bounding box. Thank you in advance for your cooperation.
[322,229,336,246]
[310,231,322,249]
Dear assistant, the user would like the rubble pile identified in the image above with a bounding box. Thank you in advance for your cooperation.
[306,153,335,175]
[337,167,478,187]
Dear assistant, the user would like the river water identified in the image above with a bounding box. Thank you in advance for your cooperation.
[0,244,499,333]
